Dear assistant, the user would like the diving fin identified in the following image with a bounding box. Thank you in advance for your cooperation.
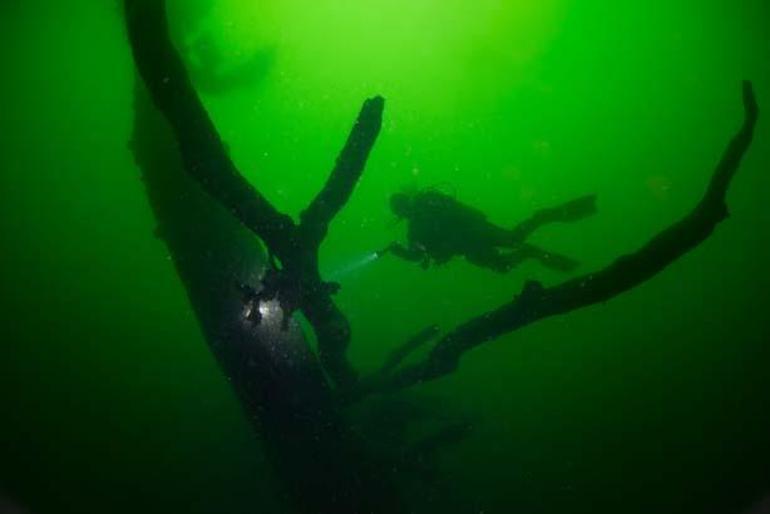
[550,194,597,223]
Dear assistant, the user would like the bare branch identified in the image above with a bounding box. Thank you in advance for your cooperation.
[372,81,759,393]
[124,0,295,254]
[380,325,441,375]
[300,96,385,246]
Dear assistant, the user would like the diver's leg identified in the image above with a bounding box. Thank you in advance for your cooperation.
[466,244,578,273]
[518,242,579,272]
[465,248,524,273]
[508,194,597,242]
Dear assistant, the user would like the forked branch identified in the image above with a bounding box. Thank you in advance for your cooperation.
[125,0,384,388]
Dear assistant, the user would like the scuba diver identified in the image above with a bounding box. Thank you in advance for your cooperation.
[379,189,597,273]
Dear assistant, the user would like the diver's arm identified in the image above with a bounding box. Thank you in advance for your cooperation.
[380,242,427,263]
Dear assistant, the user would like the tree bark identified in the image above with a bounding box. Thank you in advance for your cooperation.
[130,78,402,513]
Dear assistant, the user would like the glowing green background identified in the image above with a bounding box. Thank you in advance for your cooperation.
[1,1,768,512]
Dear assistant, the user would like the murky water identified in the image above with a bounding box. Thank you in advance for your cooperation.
[2,1,769,513]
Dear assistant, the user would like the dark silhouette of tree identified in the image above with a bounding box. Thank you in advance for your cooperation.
[123,1,759,512]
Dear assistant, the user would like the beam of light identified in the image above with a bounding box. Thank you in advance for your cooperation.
[325,252,380,281]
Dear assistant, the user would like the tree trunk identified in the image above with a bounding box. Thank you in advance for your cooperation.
[130,81,401,514]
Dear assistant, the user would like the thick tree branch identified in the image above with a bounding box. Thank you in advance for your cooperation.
[370,82,759,393]
[300,97,385,247]
[124,0,295,255]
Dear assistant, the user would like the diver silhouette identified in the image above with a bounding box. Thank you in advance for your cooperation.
[379,189,597,273]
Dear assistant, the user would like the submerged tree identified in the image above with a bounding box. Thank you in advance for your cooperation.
[124,1,758,512]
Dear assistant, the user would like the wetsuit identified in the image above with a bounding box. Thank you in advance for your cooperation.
[387,191,595,273]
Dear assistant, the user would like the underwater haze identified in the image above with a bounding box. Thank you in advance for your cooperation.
[1,0,769,513]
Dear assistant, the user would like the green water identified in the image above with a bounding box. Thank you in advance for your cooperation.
[1,1,768,512]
